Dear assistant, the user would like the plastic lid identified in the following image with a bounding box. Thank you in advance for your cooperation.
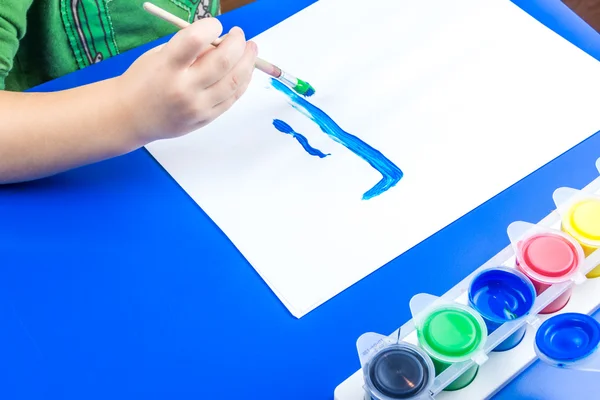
[421,307,484,359]
[566,199,600,243]
[468,268,536,324]
[535,313,600,363]
[367,346,431,398]
[519,234,579,279]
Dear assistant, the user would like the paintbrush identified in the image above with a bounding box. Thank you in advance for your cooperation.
[142,2,315,97]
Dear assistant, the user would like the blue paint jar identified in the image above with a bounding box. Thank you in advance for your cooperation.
[535,313,600,370]
[468,267,536,351]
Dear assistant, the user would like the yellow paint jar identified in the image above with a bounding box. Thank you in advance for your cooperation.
[557,191,600,278]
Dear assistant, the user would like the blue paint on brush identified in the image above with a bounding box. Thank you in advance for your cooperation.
[303,86,315,97]
[273,119,330,158]
[270,79,403,200]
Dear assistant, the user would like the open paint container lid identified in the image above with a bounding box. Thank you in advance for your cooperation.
[411,294,488,365]
[468,267,536,325]
[357,333,435,399]
[508,221,586,285]
[535,313,600,372]
[554,187,600,250]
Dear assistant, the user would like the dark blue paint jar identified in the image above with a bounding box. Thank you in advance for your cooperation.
[468,267,536,351]
[363,343,435,399]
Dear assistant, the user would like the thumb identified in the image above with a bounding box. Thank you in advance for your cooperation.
[163,18,223,68]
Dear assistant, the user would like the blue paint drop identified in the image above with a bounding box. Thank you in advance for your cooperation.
[272,119,329,159]
[270,79,403,200]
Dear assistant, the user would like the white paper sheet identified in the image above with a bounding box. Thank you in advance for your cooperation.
[146,0,600,317]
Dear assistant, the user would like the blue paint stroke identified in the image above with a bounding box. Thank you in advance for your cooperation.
[270,78,403,200]
[272,119,329,158]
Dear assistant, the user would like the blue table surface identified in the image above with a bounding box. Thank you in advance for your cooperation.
[2,0,600,399]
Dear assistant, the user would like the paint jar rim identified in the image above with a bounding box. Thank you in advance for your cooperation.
[363,342,435,400]
[535,313,600,364]
[467,267,536,324]
[562,198,600,246]
[516,232,584,284]
[417,303,487,364]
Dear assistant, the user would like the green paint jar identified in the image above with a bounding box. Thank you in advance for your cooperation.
[416,304,487,391]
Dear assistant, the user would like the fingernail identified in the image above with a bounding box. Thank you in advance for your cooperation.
[250,41,258,55]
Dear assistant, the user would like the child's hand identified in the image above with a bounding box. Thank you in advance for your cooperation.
[120,18,257,144]
[0,17,258,184]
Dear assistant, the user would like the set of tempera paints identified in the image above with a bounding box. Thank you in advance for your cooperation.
[334,158,600,400]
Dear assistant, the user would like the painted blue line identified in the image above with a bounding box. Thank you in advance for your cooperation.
[271,79,403,200]
[272,119,329,158]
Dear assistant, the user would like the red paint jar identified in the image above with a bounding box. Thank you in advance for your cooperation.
[515,232,583,314]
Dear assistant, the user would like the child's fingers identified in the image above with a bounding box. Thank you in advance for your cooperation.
[208,94,240,123]
[163,18,223,68]
[208,73,253,121]
[205,41,257,106]
[192,27,247,88]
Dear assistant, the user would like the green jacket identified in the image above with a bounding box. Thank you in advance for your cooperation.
[0,0,220,91]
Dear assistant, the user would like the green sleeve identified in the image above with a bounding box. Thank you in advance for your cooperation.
[0,1,34,90]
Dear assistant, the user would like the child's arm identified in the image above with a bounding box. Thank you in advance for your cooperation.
[0,18,257,184]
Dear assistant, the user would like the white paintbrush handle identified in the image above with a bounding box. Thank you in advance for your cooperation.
[143,2,282,78]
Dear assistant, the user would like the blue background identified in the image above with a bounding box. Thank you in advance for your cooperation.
[1,0,600,398]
